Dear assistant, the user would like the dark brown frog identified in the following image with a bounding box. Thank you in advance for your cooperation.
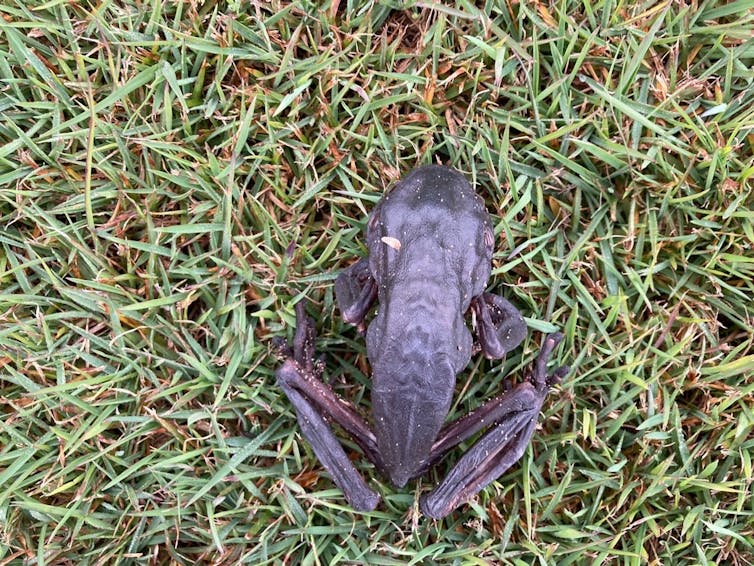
[276,165,567,518]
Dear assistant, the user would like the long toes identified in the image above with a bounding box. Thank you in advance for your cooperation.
[301,318,316,356]
[532,333,559,368]
[292,302,318,366]
[531,332,566,390]
[284,301,328,379]
[294,300,307,320]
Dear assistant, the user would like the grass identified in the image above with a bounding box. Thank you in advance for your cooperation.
[1,0,753,563]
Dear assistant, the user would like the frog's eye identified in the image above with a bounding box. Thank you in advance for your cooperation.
[368,209,381,233]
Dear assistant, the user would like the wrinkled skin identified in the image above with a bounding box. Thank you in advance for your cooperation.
[276,165,568,518]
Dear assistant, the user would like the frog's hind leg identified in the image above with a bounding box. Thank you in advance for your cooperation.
[419,332,568,519]
[335,257,377,331]
[471,292,527,359]
[276,301,382,512]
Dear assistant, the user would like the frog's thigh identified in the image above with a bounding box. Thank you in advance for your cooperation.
[276,302,382,511]
[277,360,381,512]
[420,332,567,519]
[472,292,527,359]
[335,257,377,326]
[419,384,544,520]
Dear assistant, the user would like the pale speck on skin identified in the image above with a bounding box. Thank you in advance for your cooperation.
[382,236,402,250]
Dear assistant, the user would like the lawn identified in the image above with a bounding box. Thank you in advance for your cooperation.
[1,0,753,564]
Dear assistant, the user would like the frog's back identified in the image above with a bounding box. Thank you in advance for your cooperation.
[363,166,496,478]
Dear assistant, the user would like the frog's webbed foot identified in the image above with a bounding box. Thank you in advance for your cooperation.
[275,301,382,512]
[471,292,527,359]
[419,332,568,520]
[335,257,377,332]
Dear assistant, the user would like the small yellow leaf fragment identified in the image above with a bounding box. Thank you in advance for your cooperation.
[381,236,401,250]
[536,0,557,28]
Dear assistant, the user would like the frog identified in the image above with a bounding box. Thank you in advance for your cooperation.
[276,165,568,519]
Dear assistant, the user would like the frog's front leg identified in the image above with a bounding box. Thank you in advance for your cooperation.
[335,257,377,331]
[276,301,382,511]
[419,333,568,519]
[471,292,527,359]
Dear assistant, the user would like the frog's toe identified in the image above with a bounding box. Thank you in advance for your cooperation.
[545,331,564,349]
[290,301,320,370]
[547,365,569,387]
